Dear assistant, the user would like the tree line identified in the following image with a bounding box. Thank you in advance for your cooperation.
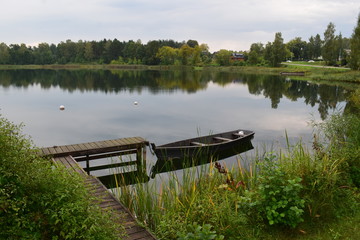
[0,69,347,119]
[0,13,359,70]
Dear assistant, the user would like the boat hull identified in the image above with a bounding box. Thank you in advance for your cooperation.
[151,129,254,161]
[150,129,254,178]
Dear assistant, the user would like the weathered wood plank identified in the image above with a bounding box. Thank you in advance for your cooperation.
[58,145,70,154]
[115,138,128,145]
[52,160,155,239]
[70,143,83,152]
[63,156,87,175]
[47,146,59,155]
[40,137,148,158]
[40,137,155,239]
[40,147,51,156]
[75,149,137,162]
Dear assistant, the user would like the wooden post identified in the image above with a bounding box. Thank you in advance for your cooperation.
[86,155,90,175]
[136,146,142,172]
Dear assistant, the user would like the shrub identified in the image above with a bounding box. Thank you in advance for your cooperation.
[256,154,305,228]
[177,222,224,240]
[0,115,123,239]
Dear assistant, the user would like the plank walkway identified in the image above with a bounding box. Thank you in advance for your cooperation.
[39,137,148,158]
[40,138,156,240]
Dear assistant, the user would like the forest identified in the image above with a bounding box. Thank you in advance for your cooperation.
[0,15,360,70]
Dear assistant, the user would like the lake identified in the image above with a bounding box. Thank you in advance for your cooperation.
[0,69,350,178]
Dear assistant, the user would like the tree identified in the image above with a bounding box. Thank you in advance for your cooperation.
[186,39,199,48]
[84,42,95,62]
[33,43,55,64]
[336,33,347,65]
[286,37,307,60]
[57,40,77,63]
[9,44,33,64]
[264,32,287,67]
[350,13,360,70]
[156,46,178,65]
[215,49,231,66]
[199,43,212,64]
[313,34,322,59]
[0,43,10,64]
[248,42,264,65]
[179,44,193,65]
[190,45,202,66]
[143,40,161,65]
[322,22,338,65]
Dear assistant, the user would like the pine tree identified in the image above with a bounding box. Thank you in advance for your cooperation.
[322,22,338,66]
[264,32,287,67]
[350,13,360,70]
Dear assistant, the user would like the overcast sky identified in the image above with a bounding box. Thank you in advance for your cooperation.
[1,0,359,52]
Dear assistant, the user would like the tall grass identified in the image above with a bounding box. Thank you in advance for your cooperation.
[113,112,360,239]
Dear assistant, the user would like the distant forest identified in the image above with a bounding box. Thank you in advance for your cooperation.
[0,14,360,69]
[0,39,210,66]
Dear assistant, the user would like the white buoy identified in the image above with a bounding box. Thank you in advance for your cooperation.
[134,101,138,105]
[59,105,65,110]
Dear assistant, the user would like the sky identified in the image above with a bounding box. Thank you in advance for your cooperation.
[1,0,359,52]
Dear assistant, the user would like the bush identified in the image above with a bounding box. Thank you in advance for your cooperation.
[177,222,224,240]
[0,115,123,239]
[256,154,305,228]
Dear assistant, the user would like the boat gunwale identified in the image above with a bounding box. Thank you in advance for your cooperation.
[153,130,254,150]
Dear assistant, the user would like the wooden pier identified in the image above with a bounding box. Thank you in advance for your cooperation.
[280,71,305,76]
[40,137,156,240]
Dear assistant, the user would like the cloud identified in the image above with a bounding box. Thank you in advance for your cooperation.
[1,0,359,51]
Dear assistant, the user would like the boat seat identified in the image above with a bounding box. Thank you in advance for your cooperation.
[233,132,245,137]
[213,136,232,142]
[191,142,208,146]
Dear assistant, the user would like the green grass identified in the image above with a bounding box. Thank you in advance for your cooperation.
[1,63,359,82]
[114,110,360,240]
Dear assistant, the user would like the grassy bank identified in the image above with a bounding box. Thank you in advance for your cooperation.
[115,110,360,239]
[1,63,359,83]
[0,115,126,239]
[282,63,360,83]
[0,64,193,71]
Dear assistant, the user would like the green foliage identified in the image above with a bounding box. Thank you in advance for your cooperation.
[248,43,265,65]
[177,223,224,240]
[115,111,360,239]
[350,13,360,70]
[322,22,338,66]
[156,46,178,65]
[286,37,307,61]
[0,115,123,239]
[215,49,232,66]
[264,32,287,67]
[257,154,305,228]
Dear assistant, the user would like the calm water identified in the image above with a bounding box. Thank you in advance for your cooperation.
[0,69,350,177]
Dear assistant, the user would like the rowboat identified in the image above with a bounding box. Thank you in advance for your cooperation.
[151,129,254,161]
[150,129,254,177]
[280,72,305,76]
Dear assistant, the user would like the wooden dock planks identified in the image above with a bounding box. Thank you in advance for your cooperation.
[51,155,156,240]
[41,137,156,240]
[39,137,149,158]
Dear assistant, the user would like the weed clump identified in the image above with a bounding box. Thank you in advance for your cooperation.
[0,115,124,239]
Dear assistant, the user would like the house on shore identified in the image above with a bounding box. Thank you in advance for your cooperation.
[231,53,245,61]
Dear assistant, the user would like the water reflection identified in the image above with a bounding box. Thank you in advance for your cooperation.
[0,69,350,120]
[90,139,254,188]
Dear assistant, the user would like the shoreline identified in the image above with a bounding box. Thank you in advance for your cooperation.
[0,63,359,83]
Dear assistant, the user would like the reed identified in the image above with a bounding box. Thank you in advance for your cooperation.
[111,112,360,239]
